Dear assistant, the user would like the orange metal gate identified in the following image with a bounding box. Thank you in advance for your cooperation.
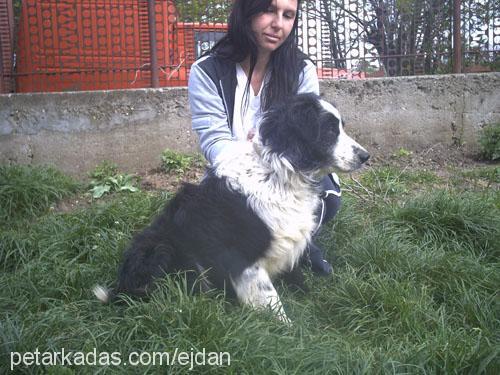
[15,0,227,92]
[16,0,177,92]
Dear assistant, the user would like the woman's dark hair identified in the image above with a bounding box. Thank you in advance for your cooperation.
[210,0,308,111]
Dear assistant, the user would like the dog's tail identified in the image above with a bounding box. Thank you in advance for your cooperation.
[93,285,115,304]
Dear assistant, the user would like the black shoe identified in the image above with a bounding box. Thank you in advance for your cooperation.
[305,242,333,276]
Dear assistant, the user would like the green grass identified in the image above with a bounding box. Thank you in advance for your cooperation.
[0,165,81,225]
[454,166,500,187]
[1,164,499,374]
[354,166,441,200]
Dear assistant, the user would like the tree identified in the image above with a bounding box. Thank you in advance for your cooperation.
[303,0,454,75]
[174,0,231,23]
[365,0,452,75]
[461,0,499,69]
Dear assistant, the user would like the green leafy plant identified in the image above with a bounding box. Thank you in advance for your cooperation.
[88,161,139,199]
[88,160,118,181]
[478,122,500,161]
[391,147,412,158]
[161,149,196,175]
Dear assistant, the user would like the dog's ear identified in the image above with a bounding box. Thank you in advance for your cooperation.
[259,94,337,172]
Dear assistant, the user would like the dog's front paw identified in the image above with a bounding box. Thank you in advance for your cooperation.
[277,311,292,326]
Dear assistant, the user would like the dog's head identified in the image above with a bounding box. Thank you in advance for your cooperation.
[258,94,369,175]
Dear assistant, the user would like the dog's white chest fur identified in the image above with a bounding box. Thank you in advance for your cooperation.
[214,141,320,277]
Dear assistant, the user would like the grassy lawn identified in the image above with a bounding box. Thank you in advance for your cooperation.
[0,163,499,374]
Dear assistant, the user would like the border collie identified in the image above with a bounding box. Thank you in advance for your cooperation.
[94,93,369,323]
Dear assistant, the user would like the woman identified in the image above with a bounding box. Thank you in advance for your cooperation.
[188,0,340,275]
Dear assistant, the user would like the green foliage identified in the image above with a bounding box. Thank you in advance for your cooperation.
[88,161,140,199]
[488,57,500,71]
[174,0,231,23]
[88,160,118,182]
[12,0,22,23]
[391,147,412,158]
[0,164,81,225]
[478,123,500,161]
[395,0,414,13]
[161,149,204,175]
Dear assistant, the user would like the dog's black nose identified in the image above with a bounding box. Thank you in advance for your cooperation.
[356,148,370,163]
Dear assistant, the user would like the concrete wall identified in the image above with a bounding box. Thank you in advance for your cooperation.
[323,73,500,157]
[1,73,499,177]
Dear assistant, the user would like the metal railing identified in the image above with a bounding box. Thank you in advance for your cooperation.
[0,0,498,93]
[300,0,498,78]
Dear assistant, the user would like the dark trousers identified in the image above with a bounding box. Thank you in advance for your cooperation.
[317,173,341,227]
[303,174,341,271]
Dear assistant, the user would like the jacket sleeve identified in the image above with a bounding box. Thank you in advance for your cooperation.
[297,60,320,95]
[188,60,234,165]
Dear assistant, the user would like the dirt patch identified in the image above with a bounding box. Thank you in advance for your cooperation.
[53,145,497,214]
[138,166,206,192]
[368,142,495,173]
[51,193,93,213]
[51,192,122,213]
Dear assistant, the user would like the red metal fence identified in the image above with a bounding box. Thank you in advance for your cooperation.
[0,0,499,93]
[16,0,174,92]
[14,0,228,92]
[1,0,229,92]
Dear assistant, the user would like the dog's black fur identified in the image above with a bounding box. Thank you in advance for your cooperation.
[113,173,273,300]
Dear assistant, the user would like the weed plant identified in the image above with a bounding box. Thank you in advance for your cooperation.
[161,149,204,175]
[88,161,140,199]
[0,164,498,374]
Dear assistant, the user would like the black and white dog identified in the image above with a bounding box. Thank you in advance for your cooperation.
[94,93,369,323]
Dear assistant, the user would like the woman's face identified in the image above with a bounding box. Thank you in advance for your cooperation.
[250,0,298,56]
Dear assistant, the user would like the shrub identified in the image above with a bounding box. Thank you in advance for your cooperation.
[478,122,500,161]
